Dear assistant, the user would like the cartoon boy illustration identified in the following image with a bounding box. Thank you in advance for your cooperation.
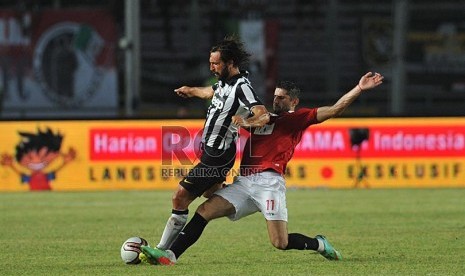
[1,128,76,191]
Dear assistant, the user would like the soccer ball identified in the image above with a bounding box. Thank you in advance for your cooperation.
[120,236,149,264]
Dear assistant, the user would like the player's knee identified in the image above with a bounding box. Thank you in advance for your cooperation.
[172,187,192,209]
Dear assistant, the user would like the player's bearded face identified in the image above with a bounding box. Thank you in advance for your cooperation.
[209,51,229,81]
[273,101,290,114]
[210,61,230,80]
[273,89,292,114]
[212,66,229,81]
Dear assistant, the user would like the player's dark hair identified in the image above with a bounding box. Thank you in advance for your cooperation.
[210,35,251,68]
[15,128,63,162]
[276,80,301,100]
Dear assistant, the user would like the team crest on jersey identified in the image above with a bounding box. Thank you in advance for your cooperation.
[254,123,275,135]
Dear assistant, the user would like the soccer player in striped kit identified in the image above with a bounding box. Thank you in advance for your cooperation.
[156,36,269,250]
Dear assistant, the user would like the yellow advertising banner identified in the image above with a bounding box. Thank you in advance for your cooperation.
[0,120,204,191]
[1,118,464,192]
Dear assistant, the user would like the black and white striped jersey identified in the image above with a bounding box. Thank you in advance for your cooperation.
[202,71,263,150]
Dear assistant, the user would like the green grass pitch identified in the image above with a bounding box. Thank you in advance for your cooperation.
[1,188,464,275]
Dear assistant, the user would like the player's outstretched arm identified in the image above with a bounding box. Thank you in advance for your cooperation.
[316,72,384,123]
[174,86,214,99]
[232,105,270,128]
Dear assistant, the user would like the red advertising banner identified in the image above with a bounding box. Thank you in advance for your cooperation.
[89,126,204,162]
[89,122,465,161]
[293,125,465,158]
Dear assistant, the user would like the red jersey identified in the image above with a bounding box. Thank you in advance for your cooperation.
[240,108,319,176]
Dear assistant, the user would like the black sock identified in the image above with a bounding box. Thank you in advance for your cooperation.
[172,209,188,215]
[285,233,319,250]
[169,212,208,259]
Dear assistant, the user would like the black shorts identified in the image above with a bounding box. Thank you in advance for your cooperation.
[180,143,236,197]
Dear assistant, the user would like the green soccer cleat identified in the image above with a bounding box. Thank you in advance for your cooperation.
[315,235,342,261]
[138,252,157,265]
[140,246,176,266]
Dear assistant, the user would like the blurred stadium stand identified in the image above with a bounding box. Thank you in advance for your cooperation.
[1,0,464,118]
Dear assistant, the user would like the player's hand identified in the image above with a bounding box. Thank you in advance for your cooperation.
[174,86,193,98]
[232,115,247,127]
[358,72,384,91]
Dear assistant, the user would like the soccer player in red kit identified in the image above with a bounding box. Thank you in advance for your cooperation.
[142,72,384,265]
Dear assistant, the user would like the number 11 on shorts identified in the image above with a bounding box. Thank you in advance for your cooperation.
[266,199,275,211]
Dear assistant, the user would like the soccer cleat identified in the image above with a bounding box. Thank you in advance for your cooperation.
[138,252,157,265]
[315,235,342,261]
[140,246,176,266]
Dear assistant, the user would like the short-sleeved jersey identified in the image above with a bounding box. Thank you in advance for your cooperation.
[203,71,262,150]
[240,108,319,176]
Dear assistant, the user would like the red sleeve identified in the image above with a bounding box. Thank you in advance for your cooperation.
[293,108,319,129]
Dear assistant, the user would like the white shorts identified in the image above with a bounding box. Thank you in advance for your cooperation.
[214,171,288,221]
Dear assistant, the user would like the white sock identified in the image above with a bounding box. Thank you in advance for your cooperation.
[157,213,188,250]
[317,239,325,253]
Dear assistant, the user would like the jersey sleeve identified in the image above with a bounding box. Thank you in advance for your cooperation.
[236,82,263,109]
[293,108,319,129]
